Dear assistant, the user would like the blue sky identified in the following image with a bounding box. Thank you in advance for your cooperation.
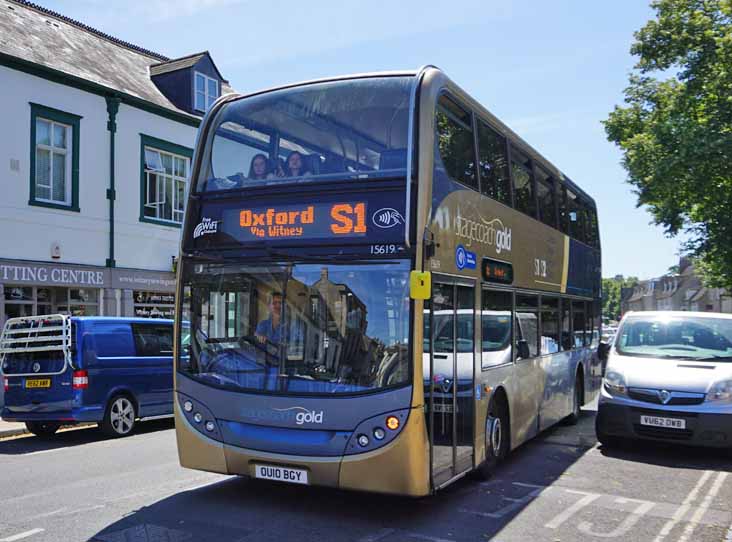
[44,0,683,280]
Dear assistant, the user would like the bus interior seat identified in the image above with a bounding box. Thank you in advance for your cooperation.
[321,155,345,174]
[379,149,407,170]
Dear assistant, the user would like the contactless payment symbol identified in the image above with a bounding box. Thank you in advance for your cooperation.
[455,244,476,270]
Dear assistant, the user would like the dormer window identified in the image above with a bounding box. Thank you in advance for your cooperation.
[195,71,219,112]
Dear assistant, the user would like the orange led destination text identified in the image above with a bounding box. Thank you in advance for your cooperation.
[240,206,314,238]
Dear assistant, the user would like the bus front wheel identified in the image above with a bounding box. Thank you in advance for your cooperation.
[475,397,509,480]
[25,421,61,437]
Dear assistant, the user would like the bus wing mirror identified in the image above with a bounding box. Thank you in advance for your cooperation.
[410,271,431,300]
[517,339,530,360]
[597,342,610,362]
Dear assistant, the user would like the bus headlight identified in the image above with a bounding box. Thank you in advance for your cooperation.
[706,380,732,403]
[603,371,627,397]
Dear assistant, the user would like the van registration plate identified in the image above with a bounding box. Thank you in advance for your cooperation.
[254,464,308,485]
[640,415,686,430]
[25,379,51,389]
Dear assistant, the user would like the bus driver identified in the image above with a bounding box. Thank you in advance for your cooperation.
[255,292,285,345]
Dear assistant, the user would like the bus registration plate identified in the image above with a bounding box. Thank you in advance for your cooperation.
[254,464,309,485]
[25,379,51,389]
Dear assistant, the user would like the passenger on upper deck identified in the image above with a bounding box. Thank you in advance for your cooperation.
[282,151,310,178]
[248,153,274,180]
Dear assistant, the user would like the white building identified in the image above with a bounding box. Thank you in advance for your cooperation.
[0,0,233,327]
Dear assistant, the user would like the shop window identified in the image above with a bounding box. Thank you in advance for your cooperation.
[134,291,175,319]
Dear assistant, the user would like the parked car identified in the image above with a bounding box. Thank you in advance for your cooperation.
[1,315,176,438]
[596,311,732,449]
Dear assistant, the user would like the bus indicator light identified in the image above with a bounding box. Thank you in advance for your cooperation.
[386,416,400,431]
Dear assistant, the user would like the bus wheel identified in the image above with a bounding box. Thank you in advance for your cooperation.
[475,397,509,480]
[25,421,61,437]
[101,395,137,437]
[565,372,583,426]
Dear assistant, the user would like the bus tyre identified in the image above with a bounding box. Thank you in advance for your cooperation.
[101,395,137,437]
[25,421,61,437]
[565,372,583,426]
[475,399,509,480]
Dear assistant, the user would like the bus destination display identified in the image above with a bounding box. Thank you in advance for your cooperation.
[201,193,406,246]
[482,258,513,285]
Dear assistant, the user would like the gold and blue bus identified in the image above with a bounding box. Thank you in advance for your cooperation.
[174,67,602,496]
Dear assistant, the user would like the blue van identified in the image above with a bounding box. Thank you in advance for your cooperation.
[0,315,176,438]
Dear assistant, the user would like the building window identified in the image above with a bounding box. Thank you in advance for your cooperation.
[29,103,81,211]
[195,72,219,112]
[139,135,193,227]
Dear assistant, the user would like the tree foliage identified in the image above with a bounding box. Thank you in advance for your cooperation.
[602,276,639,321]
[604,0,732,289]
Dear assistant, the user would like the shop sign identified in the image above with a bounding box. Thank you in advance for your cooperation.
[111,270,176,292]
[0,260,108,287]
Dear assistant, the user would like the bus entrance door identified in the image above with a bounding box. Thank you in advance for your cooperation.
[426,280,475,487]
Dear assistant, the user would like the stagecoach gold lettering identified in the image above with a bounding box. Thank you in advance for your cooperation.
[454,213,512,254]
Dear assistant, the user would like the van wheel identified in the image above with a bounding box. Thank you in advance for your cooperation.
[565,372,583,426]
[475,396,509,480]
[101,395,137,437]
[25,421,61,437]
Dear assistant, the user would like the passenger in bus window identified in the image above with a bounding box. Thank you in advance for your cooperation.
[248,153,274,180]
[283,151,310,177]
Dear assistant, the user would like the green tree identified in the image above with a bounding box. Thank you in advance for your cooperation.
[602,276,640,321]
[604,0,732,289]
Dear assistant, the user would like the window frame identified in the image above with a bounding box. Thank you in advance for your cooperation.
[508,145,537,218]
[435,92,478,191]
[139,134,193,228]
[534,165,558,229]
[194,71,220,113]
[475,117,513,207]
[29,103,81,212]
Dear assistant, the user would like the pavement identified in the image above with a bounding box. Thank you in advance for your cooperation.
[0,408,730,542]
[0,419,27,438]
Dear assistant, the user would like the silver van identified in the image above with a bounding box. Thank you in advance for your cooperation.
[596,311,732,449]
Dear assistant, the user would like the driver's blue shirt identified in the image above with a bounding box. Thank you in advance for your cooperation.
[255,318,284,343]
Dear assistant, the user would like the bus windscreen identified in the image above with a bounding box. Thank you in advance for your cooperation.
[179,260,411,395]
[199,76,413,192]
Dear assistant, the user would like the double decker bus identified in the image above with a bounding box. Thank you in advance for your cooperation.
[174,67,602,496]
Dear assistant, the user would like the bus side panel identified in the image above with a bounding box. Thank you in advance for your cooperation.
[538,351,574,432]
[175,402,228,474]
[339,406,430,497]
[510,358,542,446]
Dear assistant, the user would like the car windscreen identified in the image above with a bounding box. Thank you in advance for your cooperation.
[199,76,413,192]
[178,260,411,394]
[616,316,732,360]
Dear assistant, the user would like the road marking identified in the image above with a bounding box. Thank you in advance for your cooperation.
[577,497,655,538]
[653,470,713,542]
[0,528,45,542]
[461,482,544,519]
[678,471,729,542]
[545,489,601,529]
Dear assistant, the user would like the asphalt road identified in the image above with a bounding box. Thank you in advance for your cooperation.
[0,406,730,542]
